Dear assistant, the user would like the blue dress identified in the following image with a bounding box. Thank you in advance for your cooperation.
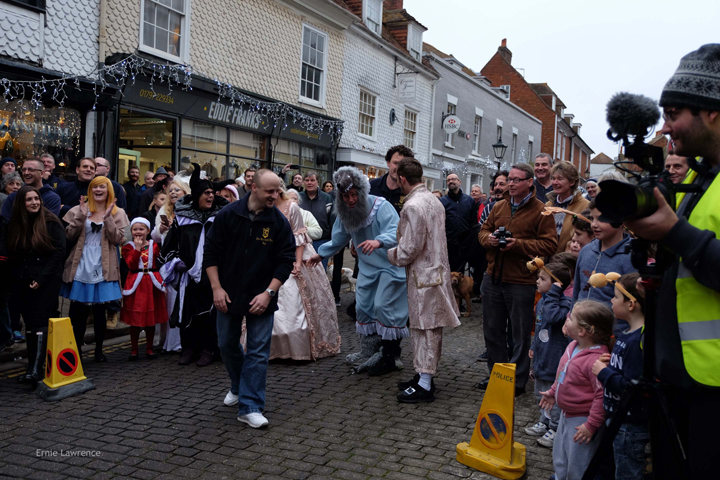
[318,195,409,340]
[60,219,122,304]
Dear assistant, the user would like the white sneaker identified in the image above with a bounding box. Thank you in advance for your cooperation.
[223,391,238,406]
[537,428,556,448]
[237,412,268,429]
[524,422,548,436]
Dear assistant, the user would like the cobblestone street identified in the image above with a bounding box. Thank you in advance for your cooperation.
[0,292,554,480]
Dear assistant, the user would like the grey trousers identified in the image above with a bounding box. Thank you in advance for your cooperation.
[553,413,602,480]
[480,273,536,389]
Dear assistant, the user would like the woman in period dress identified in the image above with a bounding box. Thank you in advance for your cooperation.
[61,176,129,363]
[150,179,190,352]
[269,187,341,360]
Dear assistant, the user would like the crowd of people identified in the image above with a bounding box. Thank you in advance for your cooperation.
[0,43,718,480]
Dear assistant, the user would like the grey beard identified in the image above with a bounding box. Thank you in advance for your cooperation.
[335,196,371,233]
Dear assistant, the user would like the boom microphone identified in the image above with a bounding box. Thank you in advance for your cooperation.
[606,92,660,139]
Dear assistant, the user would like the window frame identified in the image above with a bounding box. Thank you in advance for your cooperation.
[473,115,482,154]
[297,23,329,109]
[363,0,383,36]
[445,103,456,148]
[403,108,418,150]
[357,88,378,140]
[407,24,422,61]
[138,0,191,63]
[4,0,45,13]
[511,133,518,163]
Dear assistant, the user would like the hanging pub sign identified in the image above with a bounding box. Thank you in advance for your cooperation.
[397,74,416,102]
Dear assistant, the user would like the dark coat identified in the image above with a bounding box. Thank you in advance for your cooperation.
[55,179,126,219]
[369,174,404,214]
[203,194,295,317]
[42,173,66,190]
[123,181,143,219]
[299,190,334,240]
[0,185,61,220]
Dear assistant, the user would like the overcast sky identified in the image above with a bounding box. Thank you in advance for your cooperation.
[411,0,720,160]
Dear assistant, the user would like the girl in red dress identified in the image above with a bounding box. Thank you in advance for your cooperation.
[122,218,168,360]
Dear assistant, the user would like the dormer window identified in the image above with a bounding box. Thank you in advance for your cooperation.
[364,0,382,35]
[408,25,422,61]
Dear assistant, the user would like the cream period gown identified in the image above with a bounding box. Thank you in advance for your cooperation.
[270,201,341,360]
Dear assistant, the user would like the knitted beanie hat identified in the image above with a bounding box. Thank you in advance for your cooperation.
[660,44,720,111]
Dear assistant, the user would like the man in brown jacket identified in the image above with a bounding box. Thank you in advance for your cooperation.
[388,158,461,403]
[477,163,557,396]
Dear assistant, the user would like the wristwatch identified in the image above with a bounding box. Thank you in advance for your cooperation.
[266,288,276,298]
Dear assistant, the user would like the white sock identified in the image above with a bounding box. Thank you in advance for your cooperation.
[418,373,432,391]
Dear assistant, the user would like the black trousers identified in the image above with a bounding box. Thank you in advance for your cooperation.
[68,302,107,352]
[331,247,345,301]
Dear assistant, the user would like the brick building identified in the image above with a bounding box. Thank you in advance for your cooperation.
[424,43,542,193]
[480,39,594,176]
[101,0,352,184]
[335,0,441,186]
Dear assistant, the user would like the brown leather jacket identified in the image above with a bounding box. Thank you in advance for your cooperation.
[478,189,558,285]
[63,205,129,284]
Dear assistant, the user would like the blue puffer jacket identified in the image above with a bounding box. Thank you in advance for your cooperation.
[533,284,571,381]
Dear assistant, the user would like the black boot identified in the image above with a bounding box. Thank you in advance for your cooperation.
[29,329,47,388]
[17,331,35,384]
[368,340,398,376]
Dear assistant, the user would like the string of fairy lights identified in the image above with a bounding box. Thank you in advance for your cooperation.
[0,53,344,141]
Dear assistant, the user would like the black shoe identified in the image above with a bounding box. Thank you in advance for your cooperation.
[95,352,108,363]
[146,352,158,360]
[515,387,525,397]
[128,353,139,361]
[477,377,490,390]
[397,385,435,403]
[368,356,397,376]
[178,349,194,365]
[459,304,467,313]
[397,374,436,394]
[196,350,214,367]
[477,350,488,362]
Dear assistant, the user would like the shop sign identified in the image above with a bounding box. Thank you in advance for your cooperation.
[442,115,461,134]
[397,74,416,102]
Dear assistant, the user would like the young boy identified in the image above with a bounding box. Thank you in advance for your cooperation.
[572,201,636,334]
[526,263,573,448]
[569,209,594,257]
[592,272,648,479]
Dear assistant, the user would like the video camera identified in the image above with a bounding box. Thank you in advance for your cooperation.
[594,93,677,224]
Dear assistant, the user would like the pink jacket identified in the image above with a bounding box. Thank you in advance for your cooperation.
[547,340,608,435]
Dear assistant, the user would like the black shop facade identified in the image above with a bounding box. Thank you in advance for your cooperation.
[101,76,341,185]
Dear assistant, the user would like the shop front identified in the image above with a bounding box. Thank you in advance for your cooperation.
[109,76,340,185]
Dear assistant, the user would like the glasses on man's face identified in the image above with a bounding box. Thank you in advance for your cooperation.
[202,190,214,196]
[662,108,683,122]
[20,167,43,173]
[507,177,530,184]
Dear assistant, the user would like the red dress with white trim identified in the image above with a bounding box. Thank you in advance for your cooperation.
[121,242,168,327]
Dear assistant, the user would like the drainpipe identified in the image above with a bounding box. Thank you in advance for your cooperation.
[427,63,440,188]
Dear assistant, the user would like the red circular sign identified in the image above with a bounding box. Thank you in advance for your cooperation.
[57,348,78,377]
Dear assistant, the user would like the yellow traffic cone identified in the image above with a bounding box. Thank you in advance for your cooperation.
[456,363,526,479]
[36,317,95,401]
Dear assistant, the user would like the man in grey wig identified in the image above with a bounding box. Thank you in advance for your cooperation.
[307,167,409,376]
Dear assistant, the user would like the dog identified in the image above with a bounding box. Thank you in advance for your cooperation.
[451,271,474,317]
[327,265,356,292]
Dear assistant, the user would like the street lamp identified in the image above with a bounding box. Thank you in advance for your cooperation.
[492,137,507,170]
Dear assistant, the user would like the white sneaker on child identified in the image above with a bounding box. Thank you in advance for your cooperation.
[537,428,556,448]
[223,391,238,406]
[237,412,269,429]
[524,422,548,436]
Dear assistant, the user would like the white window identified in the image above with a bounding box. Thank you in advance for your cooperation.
[497,125,503,143]
[358,89,377,138]
[511,133,518,163]
[140,0,189,62]
[528,140,533,160]
[473,115,482,153]
[408,25,422,61]
[404,110,417,149]
[445,103,456,147]
[299,25,328,107]
[364,0,382,35]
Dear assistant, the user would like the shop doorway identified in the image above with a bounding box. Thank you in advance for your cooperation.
[118,108,175,184]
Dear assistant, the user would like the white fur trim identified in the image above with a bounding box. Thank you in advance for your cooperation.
[122,241,165,296]
[131,217,151,230]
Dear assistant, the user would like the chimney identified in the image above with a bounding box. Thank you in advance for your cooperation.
[498,38,512,64]
[384,0,403,10]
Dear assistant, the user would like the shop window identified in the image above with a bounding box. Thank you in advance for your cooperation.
[181,119,227,153]
[299,25,328,107]
[358,89,377,138]
[0,102,81,175]
[119,108,175,184]
[404,110,417,150]
[180,150,226,181]
[140,0,189,62]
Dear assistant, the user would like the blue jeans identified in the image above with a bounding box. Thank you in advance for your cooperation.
[313,240,330,271]
[613,423,649,480]
[216,310,274,416]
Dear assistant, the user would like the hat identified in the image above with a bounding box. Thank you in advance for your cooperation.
[130,217,151,231]
[223,184,239,200]
[189,163,234,208]
[153,167,169,179]
[660,44,720,111]
[0,157,17,169]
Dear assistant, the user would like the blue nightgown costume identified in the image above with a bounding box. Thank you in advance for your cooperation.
[318,195,409,340]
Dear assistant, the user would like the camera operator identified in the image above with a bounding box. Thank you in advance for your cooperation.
[477,163,557,395]
[622,44,720,479]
